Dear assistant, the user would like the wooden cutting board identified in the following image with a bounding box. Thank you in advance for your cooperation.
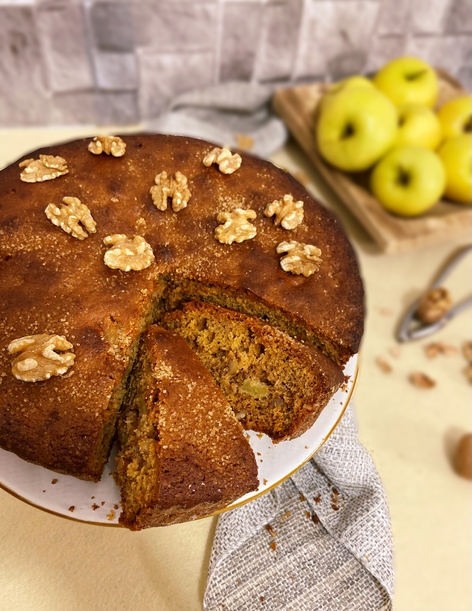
[272,69,472,253]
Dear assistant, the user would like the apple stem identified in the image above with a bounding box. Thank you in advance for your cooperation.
[341,123,355,139]
[405,70,428,81]
[464,116,472,133]
[396,167,410,187]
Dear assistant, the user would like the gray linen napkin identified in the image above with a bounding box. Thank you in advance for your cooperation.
[204,403,394,611]
[143,82,288,159]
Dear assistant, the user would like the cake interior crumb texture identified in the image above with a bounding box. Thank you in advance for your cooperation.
[114,326,259,530]
[161,302,344,442]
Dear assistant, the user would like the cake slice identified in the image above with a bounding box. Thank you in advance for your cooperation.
[160,302,345,442]
[114,325,259,530]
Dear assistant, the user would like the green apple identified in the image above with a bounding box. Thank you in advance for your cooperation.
[316,86,398,172]
[370,146,445,216]
[437,134,472,203]
[373,56,438,108]
[395,104,442,150]
[437,95,472,140]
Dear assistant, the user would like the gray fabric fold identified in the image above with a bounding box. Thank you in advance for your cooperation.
[142,82,288,158]
[204,404,394,611]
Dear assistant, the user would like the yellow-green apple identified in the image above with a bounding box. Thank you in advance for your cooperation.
[436,95,472,140]
[373,56,438,108]
[316,87,398,172]
[395,104,442,150]
[370,146,445,216]
[319,75,375,113]
[437,134,472,203]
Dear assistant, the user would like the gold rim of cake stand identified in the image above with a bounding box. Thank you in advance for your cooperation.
[0,359,359,528]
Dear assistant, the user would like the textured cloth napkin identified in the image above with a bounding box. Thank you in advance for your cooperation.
[204,404,394,611]
[143,82,287,159]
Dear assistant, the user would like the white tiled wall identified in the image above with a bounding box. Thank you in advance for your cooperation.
[0,0,471,127]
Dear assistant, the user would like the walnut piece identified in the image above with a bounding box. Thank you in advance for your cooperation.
[462,340,472,363]
[455,433,472,479]
[203,147,242,174]
[375,355,392,373]
[265,194,304,230]
[276,241,322,277]
[45,196,96,240]
[103,234,154,272]
[150,171,191,212]
[416,287,452,324]
[409,371,436,389]
[8,334,75,382]
[19,155,68,183]
[215,208,257,244]
[424,341,459,359]
[88,136,126,157]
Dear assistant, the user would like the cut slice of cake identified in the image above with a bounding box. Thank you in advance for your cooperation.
[160,302,345,442]
[114,325,259,530]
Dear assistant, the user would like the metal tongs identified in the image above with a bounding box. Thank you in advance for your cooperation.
[397,244,472,343]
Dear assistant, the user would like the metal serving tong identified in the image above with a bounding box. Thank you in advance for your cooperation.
[397,244,472,343]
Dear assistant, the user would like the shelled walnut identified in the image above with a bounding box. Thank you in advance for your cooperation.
[45,197,96,240]
[277,240,322,277]
[88,136,126,157]
[150,171,191,212]
[264,194,304,230]
[103,234,155,271]
[215,208,257,244]
[19,155,68,183]
[8,334,75,382]
[416,287,452,324]
[203,147,242,174]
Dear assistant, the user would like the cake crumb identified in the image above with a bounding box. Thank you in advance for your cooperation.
[265,524,277,537]
[314,495,321,504]
[312,513,320,524]
[269,541,277,551]
[68,506,75,512]
[299,493,306,502]
[91,503,100,510]
[107,509,116,521]
[51,479,58,484]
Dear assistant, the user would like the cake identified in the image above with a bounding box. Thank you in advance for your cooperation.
[114,325,259,529]
[161,302,345,441]
[0,133,364,505]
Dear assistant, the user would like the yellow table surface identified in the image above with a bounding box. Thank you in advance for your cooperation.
[0,128,471,611]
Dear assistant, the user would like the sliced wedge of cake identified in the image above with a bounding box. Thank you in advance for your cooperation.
[114,325,259,530]
[160,302,345,442]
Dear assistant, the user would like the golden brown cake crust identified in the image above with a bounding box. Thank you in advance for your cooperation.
[0,134,364,480]
[116,326,259,529]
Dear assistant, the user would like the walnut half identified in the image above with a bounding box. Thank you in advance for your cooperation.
[203,147,242,174]
[45,197,96,240]
[103,234,155,272]
[277,241,322,277]
[19,155,68,183]
[215,208,257,244]
[150,171,191,212]
[416,287,452,324]
[265,194,304,230]
[88,136,126,157]
[8,334,75,382]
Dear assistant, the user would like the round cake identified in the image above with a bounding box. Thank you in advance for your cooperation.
[0,134,364,486]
